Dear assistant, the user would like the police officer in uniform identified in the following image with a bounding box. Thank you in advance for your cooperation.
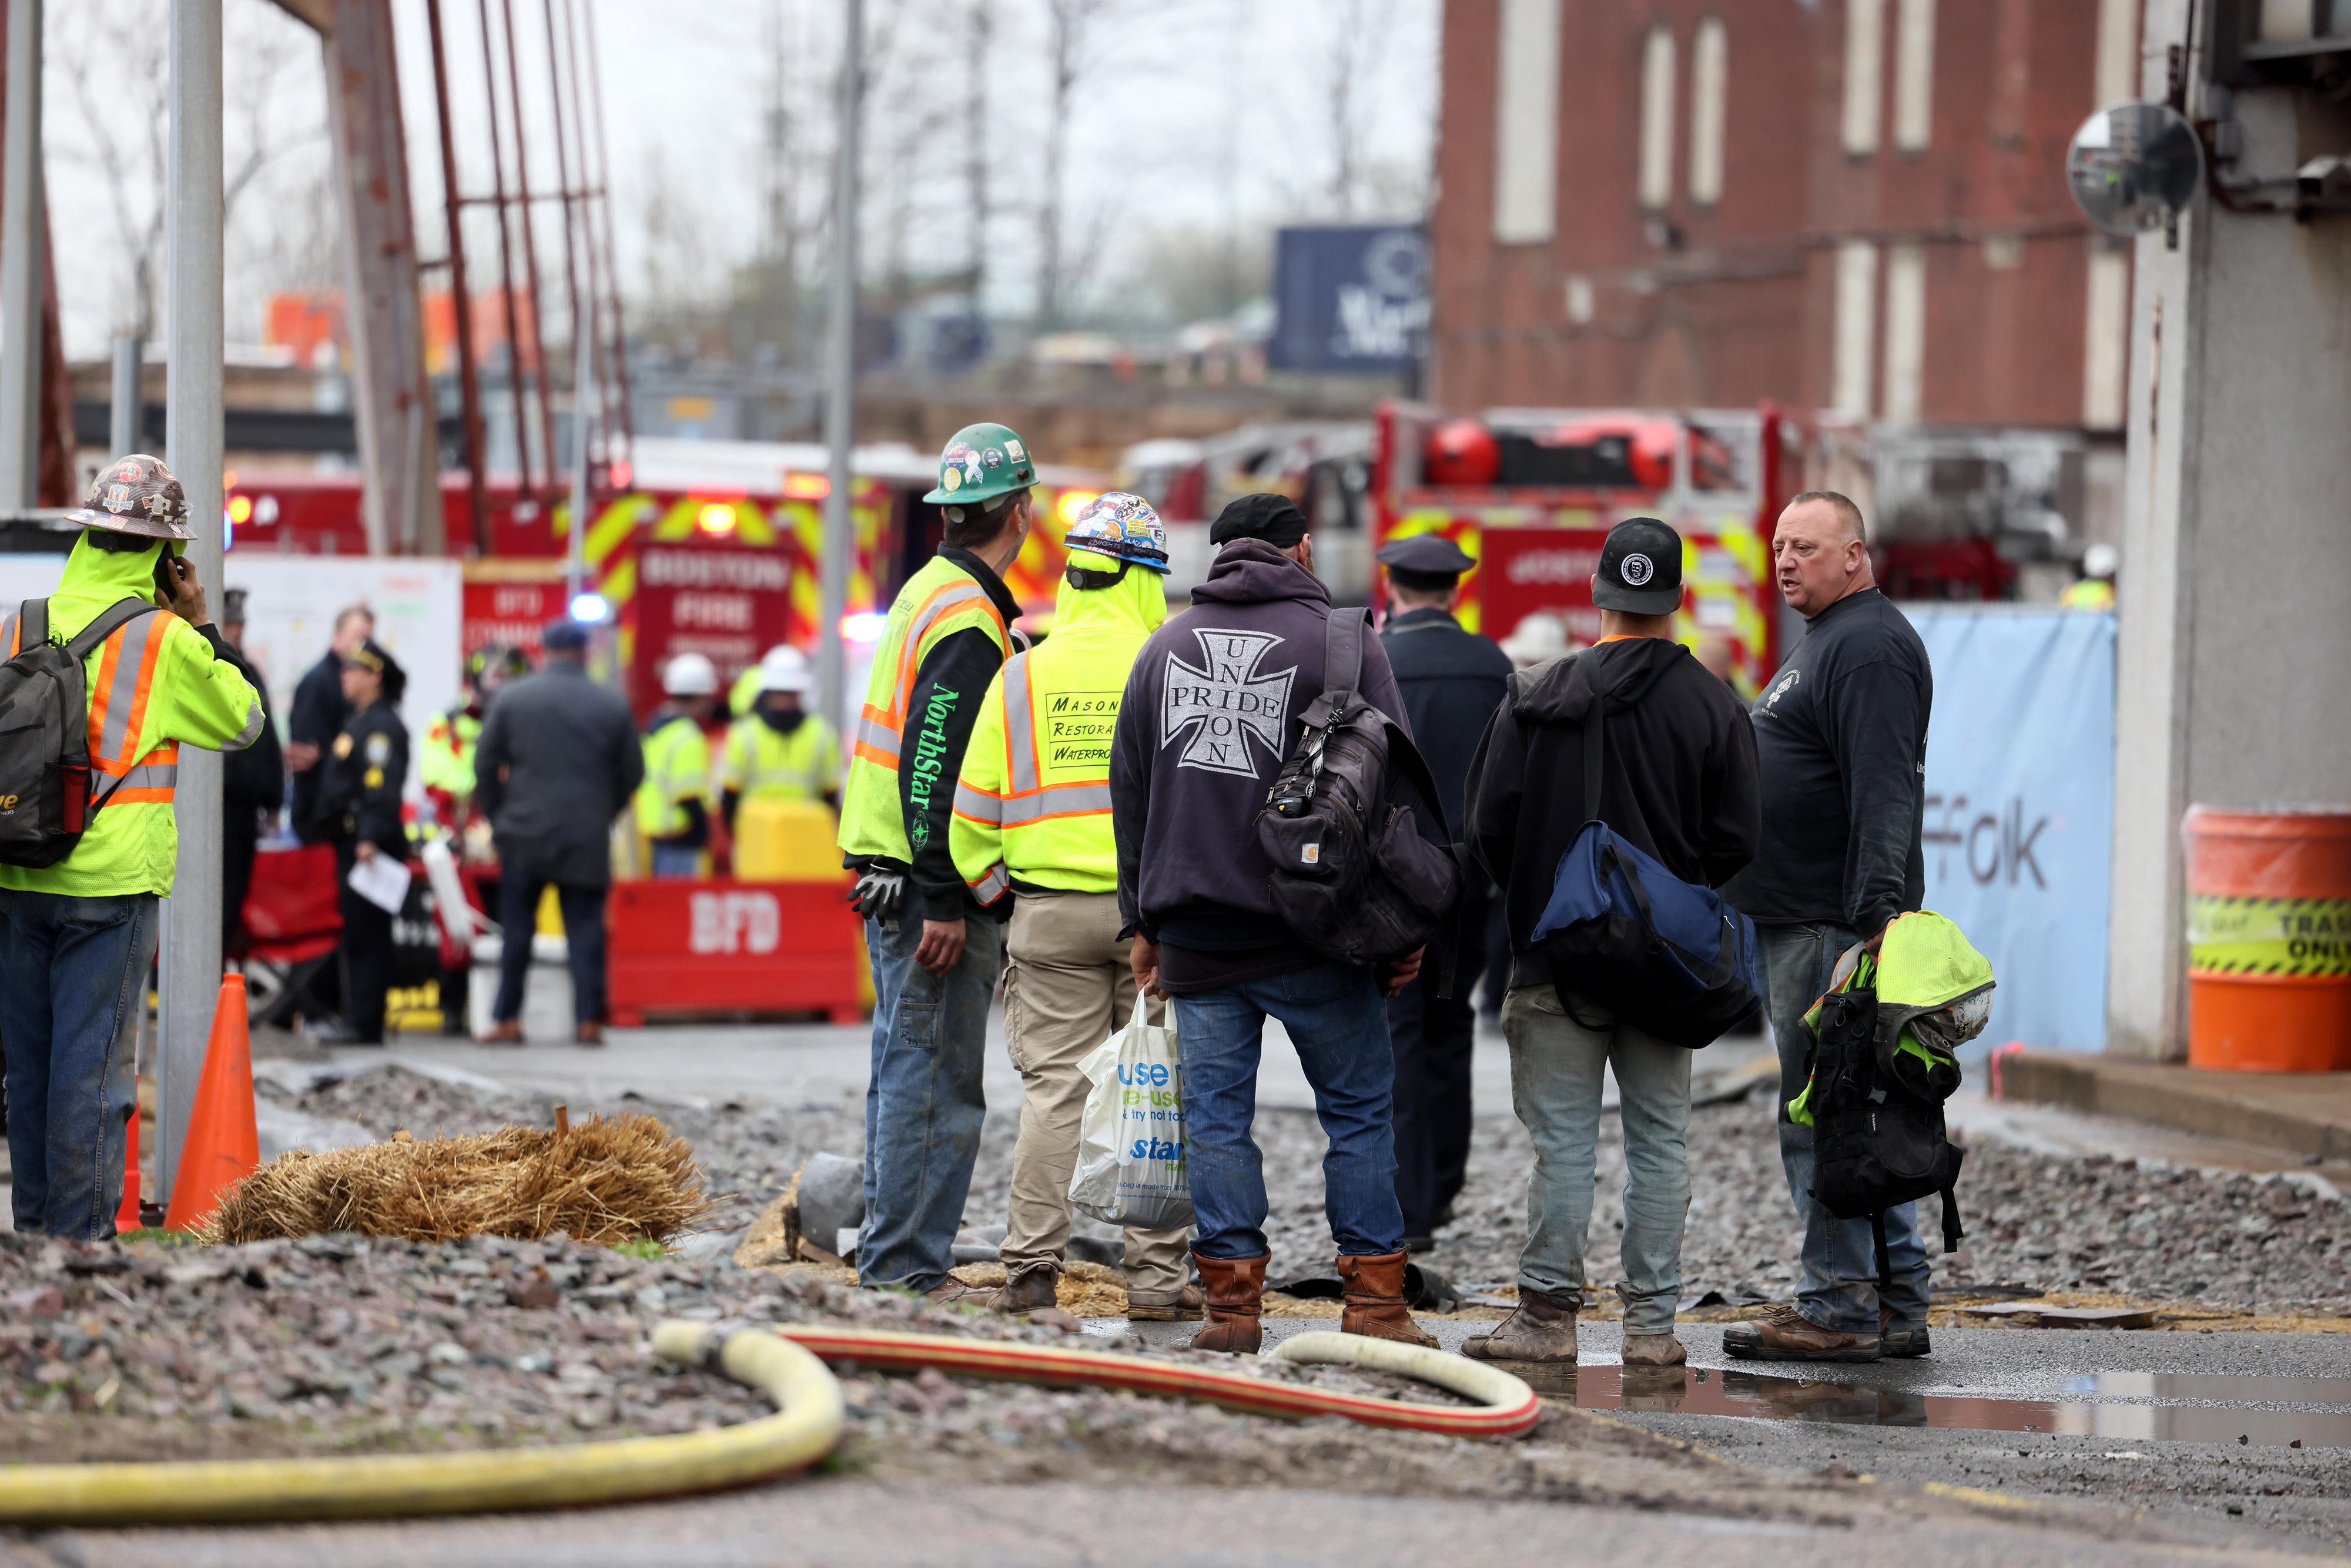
[316,639,410,1044]
[1375,534,1513,1249]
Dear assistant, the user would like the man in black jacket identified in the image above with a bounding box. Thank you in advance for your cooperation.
[286,605,373,843]
[1462,518,1760,1369]
[1720,490,1935,1365]
[217,589,283,951]
[1111,494,1437,1355]
[1374,534,1512,1251]
[474,620,645,1046]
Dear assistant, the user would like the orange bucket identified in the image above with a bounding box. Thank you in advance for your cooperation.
[2183,808,2351,1071]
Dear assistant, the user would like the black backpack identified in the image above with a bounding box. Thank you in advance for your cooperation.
[1255,609,1463,979]
[1801,956,1966,1289]
[0,597,161,868]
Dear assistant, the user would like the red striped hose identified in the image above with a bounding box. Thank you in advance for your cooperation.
[771,1324,1542,1439]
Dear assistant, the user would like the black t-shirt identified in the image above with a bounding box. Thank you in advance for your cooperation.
[1720,588,1931,934]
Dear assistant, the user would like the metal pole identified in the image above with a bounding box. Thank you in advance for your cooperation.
[424,0,488,554]
[109,333,142,458]
[817,0,860,738]
[565,227,591,605]
[159,0,224,1204]
[0,0,43,508]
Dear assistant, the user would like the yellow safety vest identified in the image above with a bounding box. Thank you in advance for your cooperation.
[0,535,264,897]
[635,711,712,839]
[722,711,840,804]
[838,552,1012,865]
[421,706,480,798]
[2059,578,2116,611]
[950,550,1164,901]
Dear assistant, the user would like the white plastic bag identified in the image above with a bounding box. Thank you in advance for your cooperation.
[1068,992,1193,1229]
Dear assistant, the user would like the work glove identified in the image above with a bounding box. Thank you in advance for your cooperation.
[848,866,906,926]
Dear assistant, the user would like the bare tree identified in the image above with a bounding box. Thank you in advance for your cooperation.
[1324,0,1401,219]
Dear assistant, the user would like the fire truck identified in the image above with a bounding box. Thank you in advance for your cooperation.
[1369,401,1817,696]
[223,434,1111,715]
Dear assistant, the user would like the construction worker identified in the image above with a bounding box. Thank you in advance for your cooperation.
[726,652,770,723]
[2061,542,2119,611]
[839,422,1036,1299]
[313,640,411,1046]
[638,652,718,878]
[0,454,264,1238]
[721,644,841,838]
[950,492,1201,1321]
[423,644,530,827]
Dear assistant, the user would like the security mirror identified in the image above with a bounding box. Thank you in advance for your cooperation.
[2067,102,2207,234]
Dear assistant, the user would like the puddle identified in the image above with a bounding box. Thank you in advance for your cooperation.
[1516,1366,2351,1449]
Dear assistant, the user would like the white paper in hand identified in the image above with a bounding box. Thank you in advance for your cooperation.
[346,853,411,915]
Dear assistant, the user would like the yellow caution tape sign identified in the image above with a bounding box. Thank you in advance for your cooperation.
[2188,895,2351,976]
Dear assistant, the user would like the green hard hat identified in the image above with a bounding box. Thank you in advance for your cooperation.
[922,422,1037,507]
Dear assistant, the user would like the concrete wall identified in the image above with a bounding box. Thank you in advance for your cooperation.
[2107,1,2351,1058]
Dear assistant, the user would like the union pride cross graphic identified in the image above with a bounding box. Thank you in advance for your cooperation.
[1161,628,1293,778]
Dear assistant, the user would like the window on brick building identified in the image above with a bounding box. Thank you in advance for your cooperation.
[1639,25,1677,209]
[1842,0,1882,156]
[1689,18,1727,206]
[2083,246,2130,430]
[1833,241,1878,418]
[1893,0,1935,151]
[1493,0,1563,243]
[1882,244,1927,426]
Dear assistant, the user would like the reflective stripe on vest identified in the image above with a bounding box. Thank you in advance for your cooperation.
[853,578,999,772]
[951,651,1118,829]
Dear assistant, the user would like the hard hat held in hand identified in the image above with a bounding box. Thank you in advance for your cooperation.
[922,422,1036,509]
[760,644,813,694]
[66,454,195,541]
[663,652,719,696]
[1063,491,1171,574]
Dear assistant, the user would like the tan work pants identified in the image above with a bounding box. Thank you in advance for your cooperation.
[1000,888,1193,1305]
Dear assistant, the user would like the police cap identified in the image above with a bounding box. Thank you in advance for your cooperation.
[1377,532,1476,591]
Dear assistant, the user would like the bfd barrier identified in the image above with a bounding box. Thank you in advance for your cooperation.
[607,877,864,1025]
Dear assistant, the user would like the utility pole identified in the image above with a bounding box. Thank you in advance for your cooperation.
[109,335,143,457]
[0,0,43,508]
[816,0,860,738]
[159,0,224,1202]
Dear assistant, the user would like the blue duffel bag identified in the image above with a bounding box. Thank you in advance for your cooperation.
[1528,654,1760,1048]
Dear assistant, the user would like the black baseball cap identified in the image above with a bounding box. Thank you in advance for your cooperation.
[1592,517,1684,615]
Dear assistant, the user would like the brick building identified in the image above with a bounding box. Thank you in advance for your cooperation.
[1429,0,2143,436]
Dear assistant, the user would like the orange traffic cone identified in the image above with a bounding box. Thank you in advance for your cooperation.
[163,974,260,1232]
[115,1103,140,1235]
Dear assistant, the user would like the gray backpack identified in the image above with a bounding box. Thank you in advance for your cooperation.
[0,597,160,867]
[1255,609,1463,979]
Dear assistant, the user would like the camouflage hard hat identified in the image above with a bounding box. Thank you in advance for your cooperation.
[922,421,1036,508]
[1063,491,1170,574]
[67,454,195,541]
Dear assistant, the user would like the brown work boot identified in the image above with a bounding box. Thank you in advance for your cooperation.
[1124,1284,1204,1322]
[1464,1287,1578,1363]
[574,1021,604,1046]
[1336,1250,1440,1348]
[989,1265,1059,1316]
[477,1019,524,1046]
[1622,1331,1687,1366]
[1187,1253,1267,1353]
[1722,1303,1881,1362]
[922,1272,994,1305]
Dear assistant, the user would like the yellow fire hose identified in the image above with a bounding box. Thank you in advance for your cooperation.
[0,1322,1536,1527]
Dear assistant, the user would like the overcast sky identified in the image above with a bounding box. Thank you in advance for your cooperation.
[39,0,1441,361]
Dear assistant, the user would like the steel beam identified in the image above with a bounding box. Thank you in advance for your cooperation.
[818,0,862,739]
[159,0,225,1207]
[323,0,441,555]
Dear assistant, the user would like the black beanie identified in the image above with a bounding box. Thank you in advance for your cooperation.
[1208,492,1311,549]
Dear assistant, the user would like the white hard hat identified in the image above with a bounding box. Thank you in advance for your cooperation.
[2083,542,2119,579]
[663,652,719,696]
[760,644,813,694]
[1498,611,1570,668]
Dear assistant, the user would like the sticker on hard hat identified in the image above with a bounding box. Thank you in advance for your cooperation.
[2188,894,2351,976]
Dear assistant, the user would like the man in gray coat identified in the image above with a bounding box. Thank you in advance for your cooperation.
[473,620,644,1044]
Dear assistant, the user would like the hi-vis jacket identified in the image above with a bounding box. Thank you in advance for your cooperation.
[421,705,481,802]
[635,708,711,840]
[0,534,264,897]
[722,709,840,807]
[952,551,1164,903]
[838,545,1023,921]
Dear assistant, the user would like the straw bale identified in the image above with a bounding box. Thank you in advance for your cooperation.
[199,1113,713,1247]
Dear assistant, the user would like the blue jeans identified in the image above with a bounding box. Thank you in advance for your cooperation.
[493,876,609,1026]
[649,842,701,879]
[1501,984,1690,1334]
[1172,960,1405,1260]
[1756,920,1931,1332]
[0,890,156,1238]
[859,911,1004,1291]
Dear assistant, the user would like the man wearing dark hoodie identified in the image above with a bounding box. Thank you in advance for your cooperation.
[1460,518,1760,1369]
[1111,493,1437,1355]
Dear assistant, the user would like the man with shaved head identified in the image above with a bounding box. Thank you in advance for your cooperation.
[1722,490,1935,1366]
